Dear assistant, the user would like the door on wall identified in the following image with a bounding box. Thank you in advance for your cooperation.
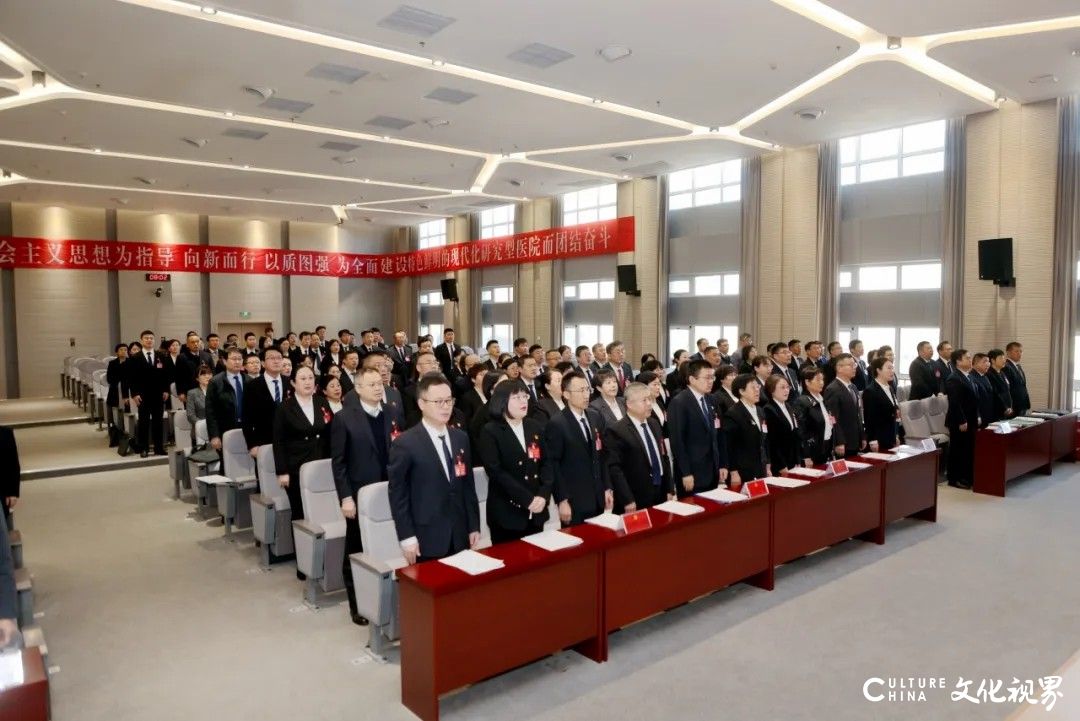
[217,322,274,346]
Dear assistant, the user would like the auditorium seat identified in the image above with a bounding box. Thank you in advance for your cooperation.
[187,419,219,514]
[9,528,22,569]
[215,428,257,536]
[249,444,294,567]
[168,412,192,499]
[15,567,33,628]
[91,368,108,429]
[473,467,491,549]
[899,400,933,443]
[350,480,405,656]
[924,396,951,444]
[293,459,346,604]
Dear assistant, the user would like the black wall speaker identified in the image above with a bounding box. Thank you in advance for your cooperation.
[440,278,459,302]
[978,237,1014,287]
[616,264,640,296]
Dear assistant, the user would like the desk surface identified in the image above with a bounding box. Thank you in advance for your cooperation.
[0,647,49,721]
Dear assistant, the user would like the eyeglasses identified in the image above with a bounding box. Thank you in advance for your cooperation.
[421,397,455,407]
[565,386,590,394]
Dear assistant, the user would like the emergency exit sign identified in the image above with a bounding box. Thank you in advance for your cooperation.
[239,311,251,319]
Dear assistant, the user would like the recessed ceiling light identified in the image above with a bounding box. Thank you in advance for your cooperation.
[242,164,251,169]
[591,98,603,104]
[424,117,451,128]
[134,176,156,185]
[611,152,633,162]
[332,156,357,165]
[181,137,208,148]
[224,110,235,117]
[31,70,46,88]
[110,197,130,205]
[93,147,102,153]
[794,108,824,121]
[418,203,430,209]
[597,45,632,62]
[886,36,901,50]
[431,59,445,67]
[708,126,720,133]
[1028,74,1058,85]
[200,6,217,14]
[508,179,523,187]
[995,95,1007,105]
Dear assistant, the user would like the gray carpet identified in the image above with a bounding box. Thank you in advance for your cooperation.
[16,461,1080,721]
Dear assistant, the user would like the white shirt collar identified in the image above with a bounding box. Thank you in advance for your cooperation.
[360,400,382,417]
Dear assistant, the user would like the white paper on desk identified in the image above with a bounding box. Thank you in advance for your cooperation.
[785,467,829,478]
[844,461,872,470]
[763,476,810,488]
[521,530,585,552]
[195,474,232,485]
[584,512,625,531]
[696,487,748,504]
[0,650,23,692]
[437,549,505,576]
[652,500,705,516]
[861,452,902,462]
[894,445,925,455]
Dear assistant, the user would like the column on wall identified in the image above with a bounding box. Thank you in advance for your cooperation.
[615,178,660,362]
[963,100,1058,408]
[445,215,472,342]
[0,203,13,397]
[757,153,785,343]
[517,198,554,345]
[392,226,417,340]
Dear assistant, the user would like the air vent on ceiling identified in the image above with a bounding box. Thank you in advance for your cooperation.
[320,140,360,152]
[332,156,357,165]
[507,43,574,68]
[134,176,157,185]
[469,199,505,209]
[366,115,414,130]
[260,97,313,114]
[377,5,456,37]
[794,107,824,121]
[222,127,268,141]
[622,161,670,176]
[306,62,369,84]
[424,86,476,104]
[181,137,208,148]
[243,85,275,100]
[508,178,523,187]
[424,117,451,128]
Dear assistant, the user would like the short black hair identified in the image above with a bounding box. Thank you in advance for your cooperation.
[868,355,889,378]
[1006,341,1022,352]
[561,370,587,393]
[114,343,127,353]
[244,332,256,340]
[950,348,969,364]
[486,339,500,350]
[342,348,360,361]
[731,373,756,396]
[444,328,454,335]
[528,344,543,354]
[207,333,219,340]
[261,347,282,361]
[416,372,451,397]
[140,329,154,338]
[594,368,616,388]
[487,379,527,421]
[637,370,659,386]
[937,340,951,352]
[988,348,1005,362]
[848,339,862,351]
[226,348,244,360]
[315,325,326,333]
[686,359,712,379]
[482,369,506,397]
[513,337,527,347]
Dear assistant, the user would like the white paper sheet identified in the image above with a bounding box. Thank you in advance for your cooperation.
[861,452,902,462]
[195,474,232,485]
[0,650,24,692]
[652,500,705,516]
[521,530,585,552]
[437,549,505,576]
[584,512,625,531]
[785,467,829,478]
[894,445,926,455]
[696,487,749,504]
[844,461,872,470]
[763,476,811,488]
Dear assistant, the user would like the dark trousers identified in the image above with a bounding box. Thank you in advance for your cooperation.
[490,517,544,544]
[285,471,304,521]
[947,426,976,484]
[137,397,165,453]
[342,514,362,616]
[676,465,718,499]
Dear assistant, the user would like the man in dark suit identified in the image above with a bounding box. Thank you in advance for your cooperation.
[481,340,502,372]
[241,347,286,455]
[519,355,548,422]
[945,349,980,489]
[908,341,939,400]
[787,339,803,374]
[433,328,457,377]
[126,330,169,457]
[689,338,709,363]
[389,374,480,564]
[546,371,613,526]
[176,332,213,401]
[850,339,868,391]
[0,426,20,526]
[590,343,608,373]
[971,353,996,428]
[338,349,361,396]
[387,331,412,380]
[1002,341,1030,415]
[933,341,954,390]
[769,343,801,398]
[356,329,378,358]
[402,352,440,428]
[823,353,865,458]
[337,328,354,354]
[240,332,260,359]
[987,349,1014,421]
[667,359,729,496]
[333,367,404,624]
[205,348,247,451]
[605,382,673,511]
[204,333,226,373]
[604,341,634,396]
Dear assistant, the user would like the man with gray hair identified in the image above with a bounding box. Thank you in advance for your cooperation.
[604,382,673,511]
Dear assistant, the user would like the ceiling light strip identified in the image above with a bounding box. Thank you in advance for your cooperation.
[923,14,1080,50]
[115,0,698,131]
[888,52,998,105]
[766,0,878,42]
[514,158,624,180]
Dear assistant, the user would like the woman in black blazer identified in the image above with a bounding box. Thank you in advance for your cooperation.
[723,374,770,486]
[273,366,332,521]
[477,381,553,543]
[763,374,809,473]
[469,370,506,450]
[792,365,835,464]
[320,339,344,375]
[862,356,900,451]
[666,350,689,397]
[457,363,488,422]
[713,364,739,415]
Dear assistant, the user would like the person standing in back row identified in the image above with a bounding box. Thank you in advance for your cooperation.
[945,349,979,489]
[126,330,169,457]
[1002,341,1030,415]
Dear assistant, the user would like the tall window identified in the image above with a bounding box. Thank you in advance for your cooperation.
[668,159,741,210]
[563,185,617,226]
[419,323,443,340]
[840,119,945,186]
[481,324,514,353]
[563,324,614,350]
[418,219,447,249]
[669,273,739,297]
[481,284,514,353]
[840,262,942,292]
[480,205,515,239]
[842,325,941,384]
[564,280,616,300]
[668,324,739,360]
[418,289,444,341]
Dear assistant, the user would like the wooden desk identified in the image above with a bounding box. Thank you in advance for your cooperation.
[855,451,940,529]
[974,422,1053,497]
[397,534,607,721]
[603,495,772,633]
[769,464,885,566]
[0,647,49,721]
[1048,414,1079,464]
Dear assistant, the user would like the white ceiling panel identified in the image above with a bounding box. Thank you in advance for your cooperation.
[0,145,431,206]
[742,60,991,146]
[824,0,1080,38]
[928,29,1080,104]
[0,98,481,189]
[485,162,612,196]
[215,0,860,127]
[540,137,761,178]
[353,193,502,217]
[0,0,675,153]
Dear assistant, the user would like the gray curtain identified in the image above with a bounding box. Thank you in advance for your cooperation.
[815,141,840,343]
[465,211,483,350]
[1049,96,1080,409]
[940,117,966,348]
[657,175,671,364]
[739,156,762,342]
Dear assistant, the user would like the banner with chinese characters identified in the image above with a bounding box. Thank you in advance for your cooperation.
[0,216,634,278]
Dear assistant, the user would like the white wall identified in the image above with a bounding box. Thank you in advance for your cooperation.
[208,217,283,334]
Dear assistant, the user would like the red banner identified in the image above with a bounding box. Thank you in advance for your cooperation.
[0,216,634,278]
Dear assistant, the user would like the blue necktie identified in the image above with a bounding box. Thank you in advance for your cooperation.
[439,434,454,483]
[580,416,591,444]
[232,375,244,421]
[273,379,280,404]
[642,423,662,487]
[700,396,711,426]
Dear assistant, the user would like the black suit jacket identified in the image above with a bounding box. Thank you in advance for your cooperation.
[973,373,995,429]
[271,395,332,478]
[537,397,564,422]
[1002,360,1030,414]
[604,415,672,510]
[987,369,1013,421]
[125,350,168,400]
[723,402,769,480]
[477,418,553,533]
[792,394,833,463]
[242,374,284,449]
[387,346,411,379]
[456,388,485,424]
[388,424,480,558]
[932,359,952,391]
[862,381,899,449]
[434,343,457,377]
[908,357,939,400]
[331,401,404,503]
[770,362,802,398]
[763,401,802,471]
[852,358,869,392]
[0,426,20,502]
[823,379,864,455]
[545,407,610,518]
[667,389,727,493]
[589,396,626,428]
[945,372,980,430]
[106,358,127,407]
[204,371,245,441]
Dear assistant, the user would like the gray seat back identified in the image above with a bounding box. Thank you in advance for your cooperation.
[194,419,209,445]
[222,428,255,480]
[899,399,932,439]
[299,459,345,537]
[925,396,948,435]
[356,482,403,565]
[173,412,192,453]
[473,467,490,546]
[256,444,289,510]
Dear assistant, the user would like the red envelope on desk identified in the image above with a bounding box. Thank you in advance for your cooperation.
[827,459,849,475]
[622,509,653,534]
[742,479,769,498]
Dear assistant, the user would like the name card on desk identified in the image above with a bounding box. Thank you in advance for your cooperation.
[920,438,937,452]
[998,421,1014,434]
[742,479,769,498]
[827,459,849,475]
[622,509,653,534]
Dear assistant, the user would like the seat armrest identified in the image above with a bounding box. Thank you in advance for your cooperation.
[293,519,325,539]
[350,551,392,577]
[250,493,276,510]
